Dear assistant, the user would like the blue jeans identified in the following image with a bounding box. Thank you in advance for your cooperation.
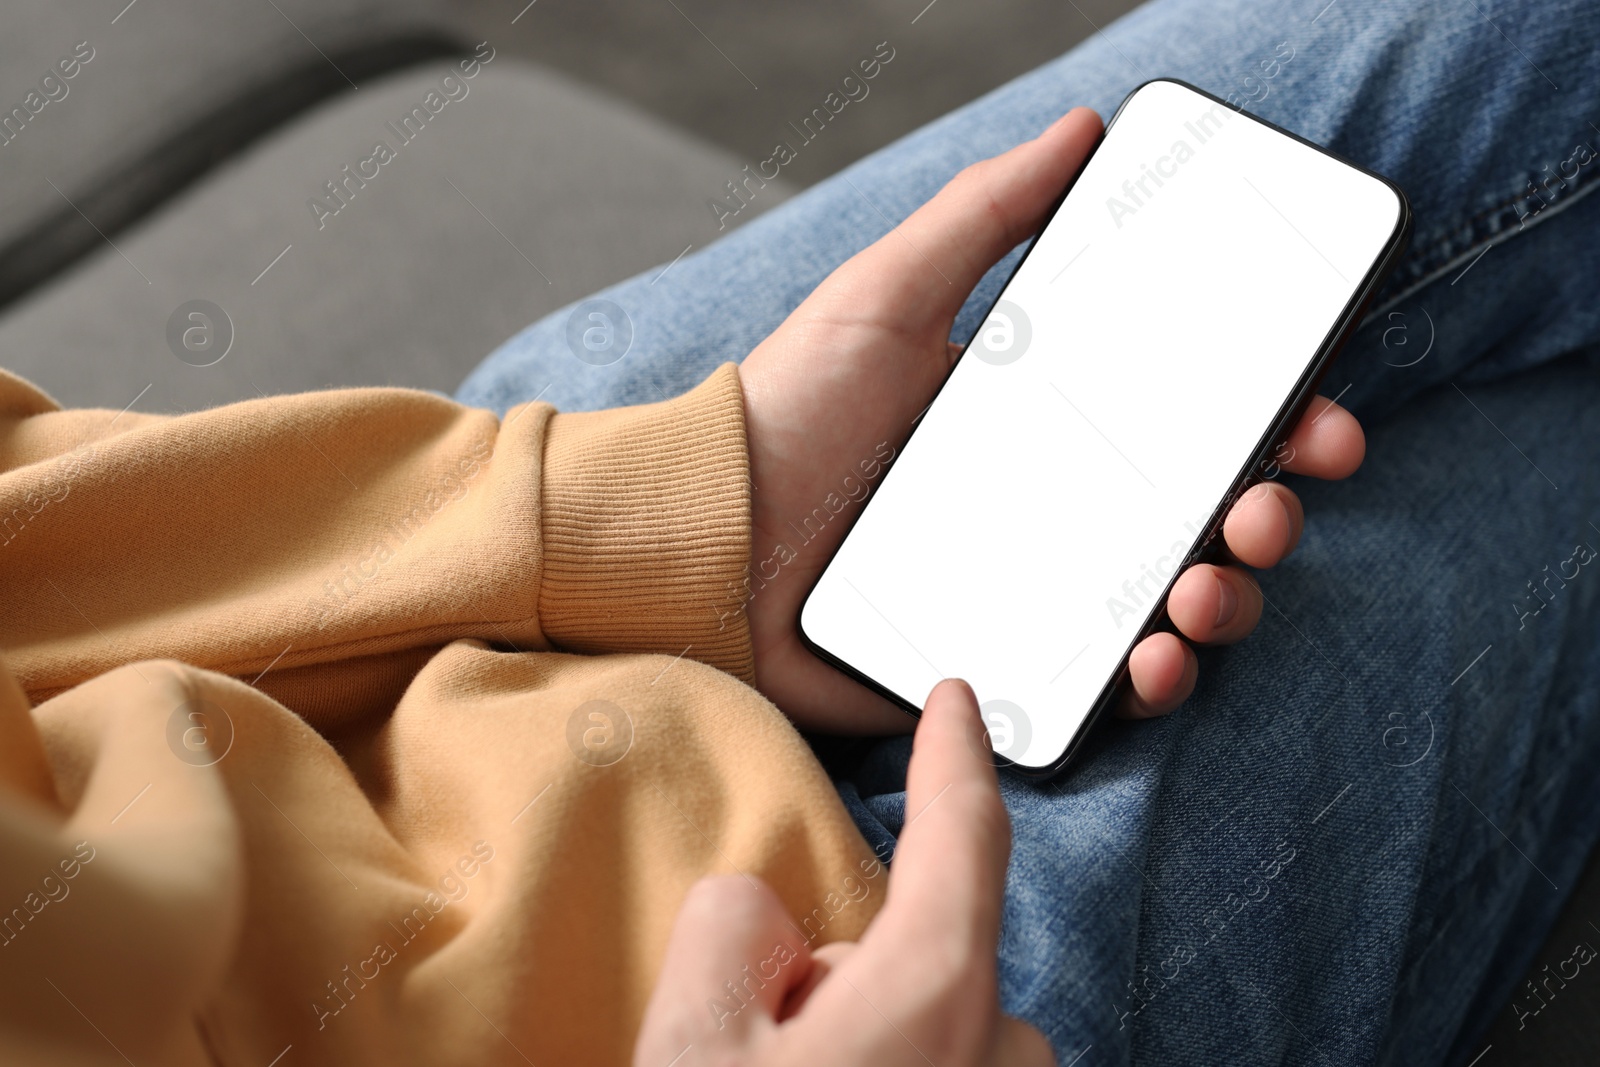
[458,0,1600,1062]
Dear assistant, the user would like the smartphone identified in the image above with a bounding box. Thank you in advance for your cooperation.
[798,78,1411,777]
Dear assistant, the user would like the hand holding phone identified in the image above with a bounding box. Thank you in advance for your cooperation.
[734,98,1373,745]
[797,81,1408,773]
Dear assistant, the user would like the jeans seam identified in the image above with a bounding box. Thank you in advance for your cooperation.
[1370,160,1600,319]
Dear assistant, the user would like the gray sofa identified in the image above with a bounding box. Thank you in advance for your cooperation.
[0,2,1592,1061]
[0,1,792,411]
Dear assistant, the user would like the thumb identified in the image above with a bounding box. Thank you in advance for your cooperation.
[634,875,813,1065]
[839,107,1102,327]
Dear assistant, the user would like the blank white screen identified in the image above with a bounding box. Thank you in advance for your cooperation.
[801,80,1402,770]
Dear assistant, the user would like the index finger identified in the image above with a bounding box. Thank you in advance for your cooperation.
[774,680,1016,1064]
[874,679,1012,958]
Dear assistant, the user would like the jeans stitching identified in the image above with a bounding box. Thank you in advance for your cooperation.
[1373,158,1600,315]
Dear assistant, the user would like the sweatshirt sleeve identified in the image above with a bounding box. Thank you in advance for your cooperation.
[0,364,754,701]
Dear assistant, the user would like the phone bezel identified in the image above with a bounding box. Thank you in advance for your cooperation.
[796,77,1413,779]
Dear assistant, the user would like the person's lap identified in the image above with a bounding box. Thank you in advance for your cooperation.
[458,0,1600,1062]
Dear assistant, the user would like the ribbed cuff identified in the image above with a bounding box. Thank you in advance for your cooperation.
[536,364,754,683]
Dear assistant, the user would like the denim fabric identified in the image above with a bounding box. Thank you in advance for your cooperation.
[457,1,1600,1062]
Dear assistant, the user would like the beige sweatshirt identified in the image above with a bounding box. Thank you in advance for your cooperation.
[0,363,884,1066]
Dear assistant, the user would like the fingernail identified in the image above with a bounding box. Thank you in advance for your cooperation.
[1214,574,1238,627]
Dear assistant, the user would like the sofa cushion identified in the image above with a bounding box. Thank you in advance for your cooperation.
[0,0,467,308]
[0,59,793,412]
